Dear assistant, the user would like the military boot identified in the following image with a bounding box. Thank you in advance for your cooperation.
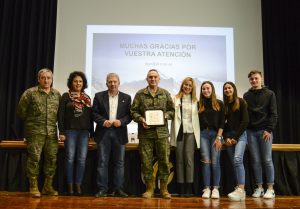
[142,179,155,198]
[160,180,171,199]
[29,177,41,198]
[42,176,58,196]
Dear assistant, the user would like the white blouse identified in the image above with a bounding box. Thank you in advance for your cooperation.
[182,94,194,133]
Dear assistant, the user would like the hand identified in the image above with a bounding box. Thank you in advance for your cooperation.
[164,114,169,120]
[113,120,121,127]
[231,139,237,145]
[263,131,271,141]
[225,138,232,146]
[213,138,223,151]
[225,138,237,146]
[103,120,113,128]
[59,134,66,141]
[141,118,150,129]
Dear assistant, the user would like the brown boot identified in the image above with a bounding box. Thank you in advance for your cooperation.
[67,184,74,195]
[142,179,155,198]
[160,180,171,199]
[29,177,41,198]
[42,176,58,196]
[74,183,82,196]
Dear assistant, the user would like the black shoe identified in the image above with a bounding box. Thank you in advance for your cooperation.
[114,189,128,197]
[184,193,194,198]
[74,184,82,196]
[184,183,194,198]
[95,190,107,197]
[67,184,74,196]
[177,183,185,197]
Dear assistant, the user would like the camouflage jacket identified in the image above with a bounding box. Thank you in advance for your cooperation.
[17,86,61,137]
[131,87,174,139]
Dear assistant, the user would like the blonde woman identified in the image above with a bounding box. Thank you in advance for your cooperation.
[171,77,200,197]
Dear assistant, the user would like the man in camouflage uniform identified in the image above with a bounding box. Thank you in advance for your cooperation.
[17,68,61,198]
[131,69,174,199]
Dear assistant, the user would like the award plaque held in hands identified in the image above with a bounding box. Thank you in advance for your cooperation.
[145,110,165,126]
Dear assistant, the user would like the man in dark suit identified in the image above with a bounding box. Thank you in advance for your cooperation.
[92,73,132,197]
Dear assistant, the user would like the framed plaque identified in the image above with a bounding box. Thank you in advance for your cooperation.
[145,110,165,126]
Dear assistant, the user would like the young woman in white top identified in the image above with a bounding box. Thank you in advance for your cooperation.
[171,77,200,197]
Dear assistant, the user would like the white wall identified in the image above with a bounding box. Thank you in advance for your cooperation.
[54,0,263,96]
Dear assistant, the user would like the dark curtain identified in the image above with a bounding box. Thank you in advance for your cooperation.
[0,0,57,140]
[261,0,300,144]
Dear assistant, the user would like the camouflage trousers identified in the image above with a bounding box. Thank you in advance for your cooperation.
[139,137,170,181]
[26,134,58,178]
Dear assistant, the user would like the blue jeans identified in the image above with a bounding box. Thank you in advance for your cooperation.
[96,129,125,192]
[200,129,221,187]
[247,129,274,185]
[64,130,89,184]
[225,131,247,185]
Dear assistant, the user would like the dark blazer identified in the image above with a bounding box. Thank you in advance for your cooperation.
[92,90,132,145]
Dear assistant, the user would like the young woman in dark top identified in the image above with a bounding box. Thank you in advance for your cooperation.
[198,81,225,199]
[58,71,94,195]
[223,81,249,201]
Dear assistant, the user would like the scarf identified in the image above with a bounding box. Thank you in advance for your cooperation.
[69,91,91,117]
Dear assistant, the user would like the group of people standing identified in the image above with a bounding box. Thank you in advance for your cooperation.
[17,68,277,201]
[170,71,277,201]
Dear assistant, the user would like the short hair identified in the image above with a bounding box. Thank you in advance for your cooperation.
[106,73,120,83]
[67,71,88,91]
[147,69,159,77]
[38,68,53,79]
[248,70,262,78]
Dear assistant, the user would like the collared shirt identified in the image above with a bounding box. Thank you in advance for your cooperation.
[182,94,193,133]
[109,92,119,120]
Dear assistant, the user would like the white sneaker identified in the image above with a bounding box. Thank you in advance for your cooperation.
[252,188,264,198]
[228,187,246,201]
[263,189,275,199]
[202,188,211,198]
[211,188,220,199]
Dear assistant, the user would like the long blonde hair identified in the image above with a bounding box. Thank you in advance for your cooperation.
[175,77,197,103]
[198,81,220,113]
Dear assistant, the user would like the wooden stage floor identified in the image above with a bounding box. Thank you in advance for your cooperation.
[0,192,300,209]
